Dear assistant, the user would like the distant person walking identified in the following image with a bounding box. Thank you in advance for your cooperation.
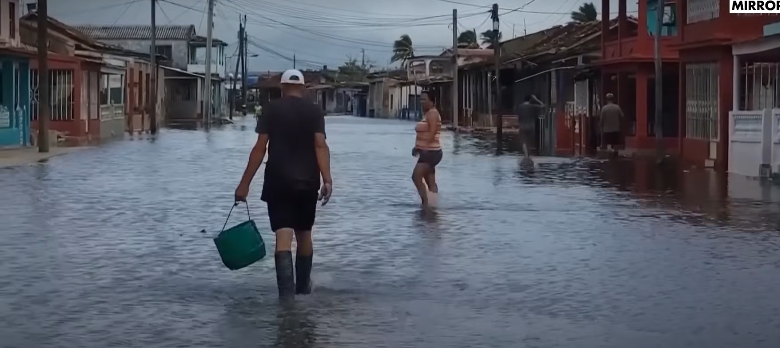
[411,91,442,209]
[234,69,332,300]
[599,93,624,155]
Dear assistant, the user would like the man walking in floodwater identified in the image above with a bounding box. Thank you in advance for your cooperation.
[234,69,332,300]
[516,94,545,166]
[599,93,624,156]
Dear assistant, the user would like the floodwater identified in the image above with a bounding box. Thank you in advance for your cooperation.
[1,116,780,348]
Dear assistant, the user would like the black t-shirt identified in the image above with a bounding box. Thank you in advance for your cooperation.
[256,96,325,200]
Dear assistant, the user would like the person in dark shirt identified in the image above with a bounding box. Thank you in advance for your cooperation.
[234,69,333,300]
[516,94,545,167]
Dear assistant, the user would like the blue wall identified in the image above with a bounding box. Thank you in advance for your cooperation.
[646,0,678,37]
[0,57,31,148]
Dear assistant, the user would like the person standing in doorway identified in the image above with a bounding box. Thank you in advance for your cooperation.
[599,93,624,156]
[234,69,333,300]
[412,91,443,209]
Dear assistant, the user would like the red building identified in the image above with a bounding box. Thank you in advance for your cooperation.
[598,0,680,156]
[671,1,779,170]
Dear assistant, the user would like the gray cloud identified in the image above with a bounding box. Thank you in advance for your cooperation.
[46,0,638,72]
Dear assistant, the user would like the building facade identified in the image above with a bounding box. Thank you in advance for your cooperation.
[0,0,31,148]
[73,25,228,118]
[671,0,780,171]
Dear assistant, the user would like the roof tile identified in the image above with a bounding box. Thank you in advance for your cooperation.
[71,25,196,40]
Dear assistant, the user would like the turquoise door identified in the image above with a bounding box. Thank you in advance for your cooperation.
[0,58,30,147]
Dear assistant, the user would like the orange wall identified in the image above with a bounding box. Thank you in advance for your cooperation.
[680,0,780,45]
[29,56,85,137]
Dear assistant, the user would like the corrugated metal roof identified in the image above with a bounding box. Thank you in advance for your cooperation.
[72,25,196,40]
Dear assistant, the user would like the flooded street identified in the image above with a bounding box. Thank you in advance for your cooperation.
[2,116,780,348]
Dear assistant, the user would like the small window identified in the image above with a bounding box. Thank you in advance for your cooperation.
[9,2,16,39]
[154,45,173,60]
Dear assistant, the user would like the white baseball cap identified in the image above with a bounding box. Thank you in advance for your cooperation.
[280,69,305,85]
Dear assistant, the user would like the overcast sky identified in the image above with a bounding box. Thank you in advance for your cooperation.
[45,0,639,72]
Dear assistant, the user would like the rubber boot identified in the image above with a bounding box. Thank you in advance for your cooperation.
[275,251,295,301]
[295,254,313,295]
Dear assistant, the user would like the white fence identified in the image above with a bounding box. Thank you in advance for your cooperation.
[729,110,773,177]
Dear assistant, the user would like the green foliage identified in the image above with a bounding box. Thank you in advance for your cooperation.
[571,2,598,23]
[391,34,414,66]
[480,30,502,45]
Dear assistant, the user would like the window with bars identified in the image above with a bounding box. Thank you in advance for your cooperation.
[30,69,75,121]
[685,63,719,141]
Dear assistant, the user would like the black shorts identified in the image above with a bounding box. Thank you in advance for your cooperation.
[603,131,621,146]
[265,190,319,232]
[416,149,443,167]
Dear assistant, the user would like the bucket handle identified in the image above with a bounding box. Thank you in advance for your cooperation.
[221,202,252,232]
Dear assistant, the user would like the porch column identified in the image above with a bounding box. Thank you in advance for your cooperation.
[618,0,627,41]
[637,0,648,41]
[678,62,686,154]
[20,62,30,145]
[1,62,12,123]
[732,54,740,110]
[718,55,734,172]
[635,67,649,138]
[601,0,610,56]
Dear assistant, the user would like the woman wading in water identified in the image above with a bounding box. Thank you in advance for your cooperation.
[411,91,443,209]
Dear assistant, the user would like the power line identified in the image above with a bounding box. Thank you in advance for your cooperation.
[220,0,462,49]
[222,0,487,30]
[59,0,143,16]
[161,0,461,51]
[110,0,135,25]
[246,37,323,67]
[157,0,172,24]
[197,0,208,33]
[431,0,637,15]
[161,0,196,23]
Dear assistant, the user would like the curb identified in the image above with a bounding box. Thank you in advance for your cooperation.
[0,147,89,169]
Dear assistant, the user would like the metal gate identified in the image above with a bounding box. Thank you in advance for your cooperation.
[537,107,555,156]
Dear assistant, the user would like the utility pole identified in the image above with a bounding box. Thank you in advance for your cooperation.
[293,54,296,69]
[36,0,49,152]
[241,16,248,116]
[653,1,665,164]
[203,0,214,126]
[361,48,365,67]
[451,9,459,129]
[149,0,158,134]
[491,3,502,152]
[230,15,244,119]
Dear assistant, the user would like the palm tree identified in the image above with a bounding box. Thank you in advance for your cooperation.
[391,34,414,66]
[457,29,478,46]
[571,2,598,23]
[480,30,502,46]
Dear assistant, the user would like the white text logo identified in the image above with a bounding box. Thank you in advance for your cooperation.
[730,0,780,13]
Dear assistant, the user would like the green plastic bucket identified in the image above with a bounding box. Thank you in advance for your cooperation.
[213,202,266,270]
